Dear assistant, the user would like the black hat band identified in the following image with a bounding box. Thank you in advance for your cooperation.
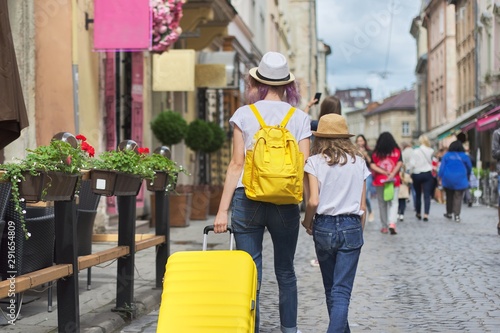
[256,70,290,82]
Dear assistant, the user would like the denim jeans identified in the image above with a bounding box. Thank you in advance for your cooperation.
[231,188,300,333]
[313,214,363,333]
[411,171,435,215]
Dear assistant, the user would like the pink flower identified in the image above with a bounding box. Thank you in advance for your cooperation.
[150,0,184,54]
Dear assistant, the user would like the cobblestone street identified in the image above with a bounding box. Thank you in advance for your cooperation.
[119,200,500,333]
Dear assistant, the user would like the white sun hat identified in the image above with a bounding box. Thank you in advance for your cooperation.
[248,51,295,86]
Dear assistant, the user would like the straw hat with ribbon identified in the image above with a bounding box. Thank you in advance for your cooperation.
[312,114,354,138]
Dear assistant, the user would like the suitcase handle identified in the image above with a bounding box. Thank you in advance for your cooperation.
[203,226,234,250]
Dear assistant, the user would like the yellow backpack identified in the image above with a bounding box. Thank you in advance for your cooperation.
[242,104,304,205]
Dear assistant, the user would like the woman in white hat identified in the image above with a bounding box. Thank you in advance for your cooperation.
[302,114,369,333]
[214,51,311,333]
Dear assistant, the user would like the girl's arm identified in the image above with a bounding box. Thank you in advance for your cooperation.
[302,172,318,235]
[388,161,403,180]
[370,162,390,176]
[360,181,367,230]
[213,125,245,233]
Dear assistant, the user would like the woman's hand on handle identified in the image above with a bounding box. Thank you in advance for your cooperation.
[213,210,228,233]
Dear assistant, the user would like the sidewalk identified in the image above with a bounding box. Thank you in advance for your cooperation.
[2,200,500,332]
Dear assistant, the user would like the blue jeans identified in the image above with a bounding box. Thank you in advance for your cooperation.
[231,188,300,333]
[411,171,435,215]
[313,214,363,333]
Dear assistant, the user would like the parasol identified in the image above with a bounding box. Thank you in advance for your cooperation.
[0,0,29,150]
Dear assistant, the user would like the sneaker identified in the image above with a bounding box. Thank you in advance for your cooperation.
[398,214,404,222]
[368,212,375,222]
[443,213,452,219]
[389,223,397,235]
[310,259,319,267]
[455,215,461,222]
[380,227,389,234]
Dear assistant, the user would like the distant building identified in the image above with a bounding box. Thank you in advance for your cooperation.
[335,88,372,109]
[364,90,416,147]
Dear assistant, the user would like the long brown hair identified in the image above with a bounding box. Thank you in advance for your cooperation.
[311,137,363,166]
[319,96,342,118]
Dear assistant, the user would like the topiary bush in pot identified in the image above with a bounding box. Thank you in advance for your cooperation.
[204,122,227,215]
[184,119,215,220]
[151,110,188,147]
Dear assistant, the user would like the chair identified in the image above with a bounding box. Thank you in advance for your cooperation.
[76,179,101,290]
[0,195,55,313]
[0,183,11,275]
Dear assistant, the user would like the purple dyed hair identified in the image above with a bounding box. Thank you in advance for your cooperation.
[244,76,301,106]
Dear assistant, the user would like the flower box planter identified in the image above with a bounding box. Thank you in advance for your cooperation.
[148,172,179,227]
[146,171,177,192]
[19,171,80,202]
[90,170,142,196]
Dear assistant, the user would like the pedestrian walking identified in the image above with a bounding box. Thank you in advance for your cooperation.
[438,140,472,222]
[408,134,435,221]
[356,134,375,222]
[398,168,412,221]
[491,127,500,235]
[213,51,310,333]
[301,114,369,333]
[305,95,342,131]
[433,148,446,204]
[401,141,416,209]
[304,95,342,268]
[370,132,403,235]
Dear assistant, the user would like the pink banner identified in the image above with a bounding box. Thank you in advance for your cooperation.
[94,0,150,51]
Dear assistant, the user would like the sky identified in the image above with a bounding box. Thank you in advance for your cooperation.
[317,0,422,101]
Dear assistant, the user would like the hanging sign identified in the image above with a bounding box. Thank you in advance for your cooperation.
[94,0,150,51]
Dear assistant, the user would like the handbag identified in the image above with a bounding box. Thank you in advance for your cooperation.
[383,181,394,201]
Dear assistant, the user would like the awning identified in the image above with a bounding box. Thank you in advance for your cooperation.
[477,106,500,131]
[426,103,492,140]
[460,119,477,132]
[458,105,500,132]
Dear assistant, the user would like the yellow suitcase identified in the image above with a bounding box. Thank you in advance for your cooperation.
[156,226,257,332]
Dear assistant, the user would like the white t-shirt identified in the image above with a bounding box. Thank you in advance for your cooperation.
[304,154,371,216]
[230,100,312,188]
[409,145,434,174]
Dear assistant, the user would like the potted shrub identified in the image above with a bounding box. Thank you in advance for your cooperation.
[150,110,190,226]
[185,119,226,220]
[151,110,188,147]
[204,122,227,215]
[88,141,154,196]
[0,133,95,238]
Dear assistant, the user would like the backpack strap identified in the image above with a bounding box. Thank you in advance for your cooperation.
[280,107,296,127]
[249,104,267,128]
[249,104,296,128]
